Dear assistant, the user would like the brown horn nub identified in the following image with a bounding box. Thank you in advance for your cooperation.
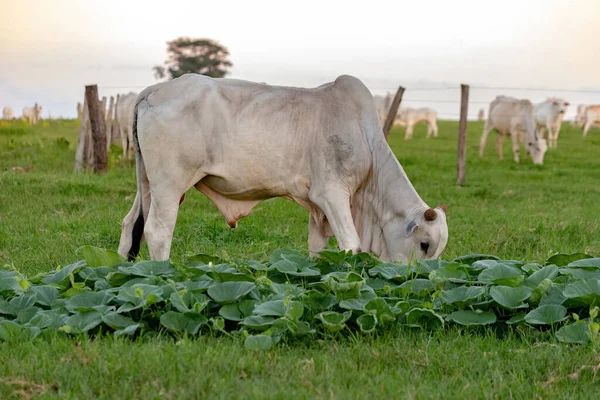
[439,204,447,214]
[424,208,437,221]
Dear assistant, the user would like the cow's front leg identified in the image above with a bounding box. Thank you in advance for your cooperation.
[510,130,520,163]
[309,187,361,254]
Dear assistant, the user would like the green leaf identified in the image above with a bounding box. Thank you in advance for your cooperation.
[183,253,225,267]
[440,286,485,307]
[396,279,434,297]
[528,278,553,305]
[363,298,395,324]
[160,311,207,335]
[490,286,532,309]
[64,310,104,333]
[478,265,524,287]
[368,264,410,280]
[75,246,125,267]
[555,321,591,344]
[525,265,559,288]
[506,312,526,325]
[273,259,321,277]
[0,320,40,342]
[42,260,87,286]
[114,324,142,338]
[405,308,444,330]
[118,261,175,277]
[524,305,568,325]
[317,249,351,265]
[253,300,286,317]
[240,316,276,331]
[562,280,600,307]
[316,311,352,333]
[65,291,115,312]
[27,285,59,307]
[567,258,600,269]
[429,265,468,286]
[546,253,592,267]
[244,334,273,350]
[559,268,600,281]
[301,290,337,312]
[219,304,243,321]
[207,282,255,303]
[446,310,496,326]
[102,312,138,330]
[539,283,568,306]
[356,314,377,333]
[339,290,377,311]
[453,254,500,264]
[270,248,302,264]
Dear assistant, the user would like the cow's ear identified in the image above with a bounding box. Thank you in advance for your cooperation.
[438,204,448,214]
[406,220,418,237]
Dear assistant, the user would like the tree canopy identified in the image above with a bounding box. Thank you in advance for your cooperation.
[153,37,233,80]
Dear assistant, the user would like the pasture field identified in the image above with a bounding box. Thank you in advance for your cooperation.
[1,119,600,398]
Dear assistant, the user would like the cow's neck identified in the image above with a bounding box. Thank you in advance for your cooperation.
[353,138,426,259]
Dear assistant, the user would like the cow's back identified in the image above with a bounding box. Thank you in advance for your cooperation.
[135,74,377,200]
[488,97,534,134]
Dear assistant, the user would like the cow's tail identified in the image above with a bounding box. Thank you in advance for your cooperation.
[127,100,147,261]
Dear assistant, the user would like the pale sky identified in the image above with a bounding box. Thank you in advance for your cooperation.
[2,0,600,118]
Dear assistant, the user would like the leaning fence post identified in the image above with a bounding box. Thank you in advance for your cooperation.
[85,85,108,174]
[383,86,405,140]
[106,96,115,152]
[457,84,469,185]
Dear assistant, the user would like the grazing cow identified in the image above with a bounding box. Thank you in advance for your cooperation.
[395,107,439,139]
[115,92,138,158]
[118,74,448,263]
[2,107,13,120]
[373,93,392,125]
[533,98,569,149]
[479,96,547,165]
[22,103,42,124]
[582,105,600,137]
[478,109,485,121]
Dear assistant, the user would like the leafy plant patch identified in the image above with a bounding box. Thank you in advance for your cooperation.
[1,247,599,349]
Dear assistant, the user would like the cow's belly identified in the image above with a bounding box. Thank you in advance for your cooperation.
[200,171,311,202]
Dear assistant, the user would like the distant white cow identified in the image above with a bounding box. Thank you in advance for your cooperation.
[373,93,392,125]
[2,107,13,120]
[533,98,569,149]
[582,105,600,137]
[395,107,439,139]
[478,109,485,121]
[22,103,42,124]
[480,96,547,165]
[115,92,138,158]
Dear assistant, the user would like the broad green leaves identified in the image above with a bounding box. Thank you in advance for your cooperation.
[0,247,598,347]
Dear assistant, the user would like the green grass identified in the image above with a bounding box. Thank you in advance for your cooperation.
[1,119,600,398]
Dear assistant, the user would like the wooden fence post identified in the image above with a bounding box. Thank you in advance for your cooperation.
[85,85,108,174]
[457,84,469,185]
[77,102,83,120]
[383,86,405,140]
[106,96,115,151]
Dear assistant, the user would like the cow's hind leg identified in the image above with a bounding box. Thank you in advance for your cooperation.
[308,212,330,257]
[583,120,592,137]
[496,134,504,160]
[309,187,361,253]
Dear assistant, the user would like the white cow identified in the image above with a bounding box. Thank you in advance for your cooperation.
[115,92,138,158]
[480,96,547,165]
[582,105,600,137]
[572,104,587,128]
[373,93,392,125]
[118,74,448,263]
[533,98,569,149]
[395,107,438,139]
[2,107,13,120]
[22,103,42,124]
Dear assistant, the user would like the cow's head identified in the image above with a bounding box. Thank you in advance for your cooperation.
[528,137,548,165]
[383,205,449,263]
[549,98,570,114]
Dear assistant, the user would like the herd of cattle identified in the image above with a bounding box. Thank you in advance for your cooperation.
[374,93,600,165]
[2,104,43,124]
